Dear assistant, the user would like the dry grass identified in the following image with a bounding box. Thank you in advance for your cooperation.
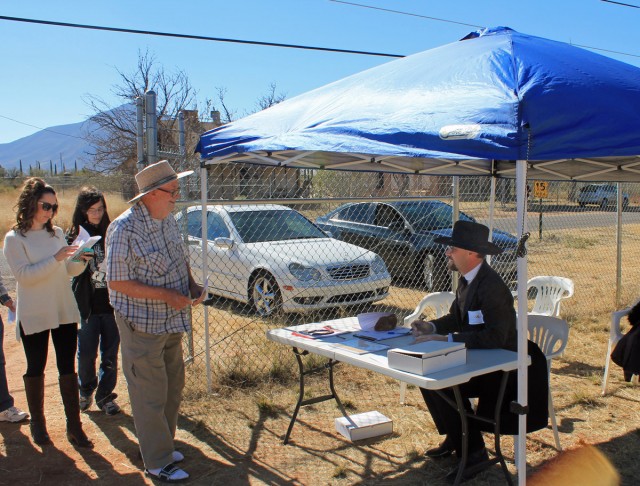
[0,185,130,243]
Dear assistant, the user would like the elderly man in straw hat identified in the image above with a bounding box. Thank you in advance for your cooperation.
[106,160,205,483]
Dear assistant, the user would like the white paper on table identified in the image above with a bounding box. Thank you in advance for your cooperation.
[352,327,412,341]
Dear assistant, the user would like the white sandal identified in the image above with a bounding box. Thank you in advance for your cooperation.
[145,463,189,483]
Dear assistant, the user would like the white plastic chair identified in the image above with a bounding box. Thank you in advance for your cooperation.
[527,314,569,450]
[526,276,574,317]
[399,292,455,404]
[602,308,638,395]
[513,276,574,316]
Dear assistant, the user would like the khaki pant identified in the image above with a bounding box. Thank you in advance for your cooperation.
[115,312,185,469]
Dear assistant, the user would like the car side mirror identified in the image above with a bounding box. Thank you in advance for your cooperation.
[214,237,234,249]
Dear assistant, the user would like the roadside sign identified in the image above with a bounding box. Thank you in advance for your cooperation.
[534,181,548,198]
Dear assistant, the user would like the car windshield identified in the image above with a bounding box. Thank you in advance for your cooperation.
[229,209,326,243]
[393,202,473,231]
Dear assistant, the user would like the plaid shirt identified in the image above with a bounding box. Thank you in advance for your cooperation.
[106,202,191,334]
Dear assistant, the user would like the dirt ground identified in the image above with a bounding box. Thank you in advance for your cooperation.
[2,309,640,486]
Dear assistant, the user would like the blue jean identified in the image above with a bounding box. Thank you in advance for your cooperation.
[77,313,120,406]
[0,316,15,412]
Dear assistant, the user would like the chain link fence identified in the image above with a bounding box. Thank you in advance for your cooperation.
[177,162,640,395]
[7,156,638,397]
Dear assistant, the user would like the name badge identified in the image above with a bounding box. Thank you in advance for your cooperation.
[468,310,484,325]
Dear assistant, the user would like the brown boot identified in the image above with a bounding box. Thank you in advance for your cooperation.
[59,373,93,448]
[23,375,51,445]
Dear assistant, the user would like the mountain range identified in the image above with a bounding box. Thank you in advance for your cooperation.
[0,104,135,172]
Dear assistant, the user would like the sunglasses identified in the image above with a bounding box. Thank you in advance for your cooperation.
[38,201,59,212]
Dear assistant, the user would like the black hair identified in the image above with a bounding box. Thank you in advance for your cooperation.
[67,186,111,240]
[628,300,640,327]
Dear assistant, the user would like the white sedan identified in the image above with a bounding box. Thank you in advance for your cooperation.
[175,204,391,316]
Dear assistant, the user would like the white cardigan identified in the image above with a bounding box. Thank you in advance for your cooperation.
[3,226,86,340]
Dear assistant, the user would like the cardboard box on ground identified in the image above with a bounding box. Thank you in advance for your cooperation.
[335,411,393,441]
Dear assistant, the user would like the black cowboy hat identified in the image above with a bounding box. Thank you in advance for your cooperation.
[434,220,503,255]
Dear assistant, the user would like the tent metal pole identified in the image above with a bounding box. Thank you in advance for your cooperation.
[515,160,529,485]
[201,166,212,393]
[487,171,496,266]
[452,176,460,291]
[616,183,623,308]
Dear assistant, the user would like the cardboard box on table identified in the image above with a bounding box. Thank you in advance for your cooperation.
[387,341,467,375]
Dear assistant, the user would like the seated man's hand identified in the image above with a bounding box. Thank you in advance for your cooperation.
[411,320,435,336]
[413,333,448,343]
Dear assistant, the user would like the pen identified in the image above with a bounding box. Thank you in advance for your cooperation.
[291,331,315,340]
[354,334,377,342]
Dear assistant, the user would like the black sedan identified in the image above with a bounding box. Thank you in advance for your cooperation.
[315,200,518,290]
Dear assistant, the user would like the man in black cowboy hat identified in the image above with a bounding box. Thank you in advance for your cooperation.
[412,220,547,482]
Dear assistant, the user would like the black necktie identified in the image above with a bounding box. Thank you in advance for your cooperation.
[457,276,468,314]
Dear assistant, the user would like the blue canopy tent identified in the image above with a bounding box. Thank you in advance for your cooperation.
[196,27,640,483]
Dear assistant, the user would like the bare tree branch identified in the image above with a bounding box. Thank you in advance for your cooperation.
[84,49,201,172]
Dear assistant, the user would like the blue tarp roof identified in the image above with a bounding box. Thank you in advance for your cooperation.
[196,27,640,180]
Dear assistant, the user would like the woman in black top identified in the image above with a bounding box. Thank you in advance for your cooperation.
[67,187,120,415]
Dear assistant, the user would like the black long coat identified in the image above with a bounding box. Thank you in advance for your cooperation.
[432,261,549,434]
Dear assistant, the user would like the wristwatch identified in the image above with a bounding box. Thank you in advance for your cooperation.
[0,294,11,305]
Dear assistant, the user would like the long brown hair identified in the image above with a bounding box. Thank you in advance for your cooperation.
[67,186,111,240]
[13,178,57,237]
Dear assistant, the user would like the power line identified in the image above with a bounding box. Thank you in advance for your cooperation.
[571,42,640,58]
[601,0,640,8]
[330,0,640,60]
[0,114,86,140]
[0,15,404,58]
[329,0,483,28]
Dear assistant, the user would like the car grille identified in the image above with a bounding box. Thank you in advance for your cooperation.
[326,288,386,304]
[326,264,370,280]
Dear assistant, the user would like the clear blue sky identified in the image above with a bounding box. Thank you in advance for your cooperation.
[1,0,639,144]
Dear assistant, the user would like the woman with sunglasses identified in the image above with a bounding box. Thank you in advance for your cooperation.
[67,187,120,416]
[3,178,93,448]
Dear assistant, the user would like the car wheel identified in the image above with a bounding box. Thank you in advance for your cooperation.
[600,198,608,209]
[249,271,282,317]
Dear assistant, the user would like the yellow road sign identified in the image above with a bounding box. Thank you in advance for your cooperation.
[534,181,548,198]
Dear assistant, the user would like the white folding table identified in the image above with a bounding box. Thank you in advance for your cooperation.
[267,317,525,486]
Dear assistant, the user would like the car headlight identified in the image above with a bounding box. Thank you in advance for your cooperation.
[371,255,387,274]
[289,263,322,281]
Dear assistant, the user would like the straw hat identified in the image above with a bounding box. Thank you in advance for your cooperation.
[129,160,194,203]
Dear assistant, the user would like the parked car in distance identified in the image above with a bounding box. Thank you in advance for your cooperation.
[315,201,517,291]
[175,204,391,316]
[577,184,629,209]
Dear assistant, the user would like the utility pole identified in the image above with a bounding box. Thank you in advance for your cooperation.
[145,91,158,165]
